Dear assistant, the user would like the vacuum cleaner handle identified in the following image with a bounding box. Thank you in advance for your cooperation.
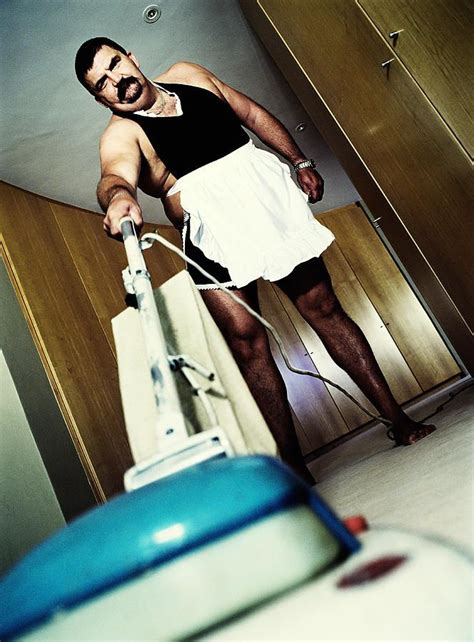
[120,216,135,238]
[120,217,147,272]
[118,217,233,492]
[119,216,190,461]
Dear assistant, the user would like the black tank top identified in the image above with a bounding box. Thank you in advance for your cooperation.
[123,83,250,179]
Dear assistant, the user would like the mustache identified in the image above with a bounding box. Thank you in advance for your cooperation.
[117,76,142,102]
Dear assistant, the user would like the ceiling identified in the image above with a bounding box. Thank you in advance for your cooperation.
[0,0,358,225]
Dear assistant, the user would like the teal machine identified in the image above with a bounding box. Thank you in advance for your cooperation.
[0,218,359,639]
[4,219,470,641]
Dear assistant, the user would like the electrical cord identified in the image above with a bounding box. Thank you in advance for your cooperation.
[418,382,473,425]
[141,230,394,428]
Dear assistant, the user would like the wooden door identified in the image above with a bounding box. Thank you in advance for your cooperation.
[358,0,474,158]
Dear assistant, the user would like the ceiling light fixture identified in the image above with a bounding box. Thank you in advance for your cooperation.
[143,4,161,23]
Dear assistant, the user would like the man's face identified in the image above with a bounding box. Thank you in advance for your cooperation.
[85,45,151,112]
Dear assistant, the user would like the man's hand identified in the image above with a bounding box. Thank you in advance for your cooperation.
[103,191,143,240]
[296,167,324,204]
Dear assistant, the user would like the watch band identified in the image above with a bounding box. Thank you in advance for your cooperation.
[293,159,316,172]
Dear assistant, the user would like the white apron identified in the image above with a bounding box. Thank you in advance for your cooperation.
[168,141,335,288]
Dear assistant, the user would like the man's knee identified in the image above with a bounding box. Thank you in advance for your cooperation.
[296,282,344,324]
[225,318,270,364]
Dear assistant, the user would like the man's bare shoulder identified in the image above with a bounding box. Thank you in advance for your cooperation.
[100,116,141,148]
[155,61,215,86]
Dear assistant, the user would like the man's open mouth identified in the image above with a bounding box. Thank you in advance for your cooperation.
[117,77,142,103]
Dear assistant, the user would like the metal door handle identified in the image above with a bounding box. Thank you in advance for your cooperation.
[381,58,395,70]
[372,217,382,229]
[388,29,404,41]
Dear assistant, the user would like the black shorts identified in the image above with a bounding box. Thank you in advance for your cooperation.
[182,218,238,290]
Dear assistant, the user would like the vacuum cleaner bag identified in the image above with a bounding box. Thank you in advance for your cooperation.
[112,270,277,464]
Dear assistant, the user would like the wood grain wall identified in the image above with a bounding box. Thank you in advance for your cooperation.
[0,182,183,501]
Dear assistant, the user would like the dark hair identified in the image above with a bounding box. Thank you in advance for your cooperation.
[75,37,127,91]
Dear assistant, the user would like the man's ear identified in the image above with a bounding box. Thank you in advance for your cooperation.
[128,52,140,67]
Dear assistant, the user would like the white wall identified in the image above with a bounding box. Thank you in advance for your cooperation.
[0,258,96,536]
[0,350,65,576]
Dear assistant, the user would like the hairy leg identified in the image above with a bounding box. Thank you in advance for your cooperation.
[276,258,435,445]
[200,282,314,482]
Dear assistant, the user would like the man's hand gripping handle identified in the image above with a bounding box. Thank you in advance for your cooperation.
[103,190,143,240]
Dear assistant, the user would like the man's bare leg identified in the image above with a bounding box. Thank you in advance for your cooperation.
[200,282,314,483]
[276,257,435,445]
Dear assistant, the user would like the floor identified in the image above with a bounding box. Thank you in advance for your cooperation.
[308,380,474,552]
[202,381,474,641]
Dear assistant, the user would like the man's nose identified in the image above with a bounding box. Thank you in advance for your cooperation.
[106,70,121,85]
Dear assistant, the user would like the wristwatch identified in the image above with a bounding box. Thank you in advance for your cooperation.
[294,159,316,172]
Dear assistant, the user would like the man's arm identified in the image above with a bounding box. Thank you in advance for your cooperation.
[97,121,143,238]
[168,62,323,203]
[216,75,324,203]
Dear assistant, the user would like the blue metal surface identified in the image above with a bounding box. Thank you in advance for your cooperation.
[0,455,359,638]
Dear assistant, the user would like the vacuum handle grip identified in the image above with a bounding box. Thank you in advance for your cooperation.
[120,216,135,241]
[120,216,146,273]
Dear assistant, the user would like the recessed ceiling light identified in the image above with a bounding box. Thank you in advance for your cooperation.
[143,4,161,23]
[295,123,306,133]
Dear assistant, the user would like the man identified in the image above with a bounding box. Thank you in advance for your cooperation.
[75,37,434,483]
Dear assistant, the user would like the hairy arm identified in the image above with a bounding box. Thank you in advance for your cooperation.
[216,83,306,165]
[97,121,143,238]
[216,74,323,203]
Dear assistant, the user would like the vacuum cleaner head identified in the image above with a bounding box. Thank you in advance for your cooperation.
[124,428,233,491]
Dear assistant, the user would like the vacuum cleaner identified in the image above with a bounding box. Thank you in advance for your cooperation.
[0,217,360,640]
[2,219,470,640]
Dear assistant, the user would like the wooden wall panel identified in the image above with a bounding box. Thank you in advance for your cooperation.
[358,0,473,158]
[0,183,185,500]
[0,184,130,499]
[50,204,132,355]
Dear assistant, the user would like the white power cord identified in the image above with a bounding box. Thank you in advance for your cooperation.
[141,230,392,428]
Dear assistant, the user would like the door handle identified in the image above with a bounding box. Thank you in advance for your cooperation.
[372,217,382,229]
[381,58,395,70]
[388,29,404,45]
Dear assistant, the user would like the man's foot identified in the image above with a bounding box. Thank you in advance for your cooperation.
[387,414,436,446]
